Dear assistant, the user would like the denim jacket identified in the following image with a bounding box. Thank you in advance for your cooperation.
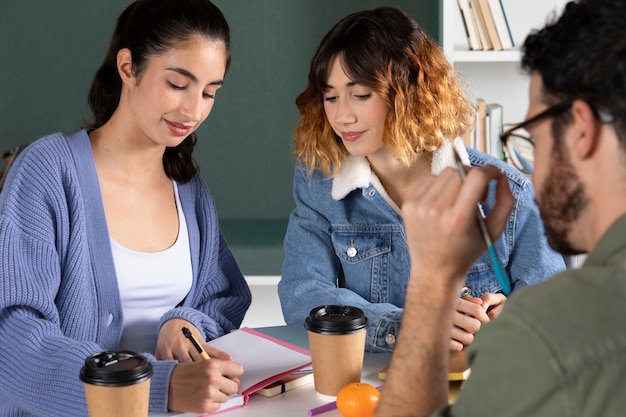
[279,141,566,352]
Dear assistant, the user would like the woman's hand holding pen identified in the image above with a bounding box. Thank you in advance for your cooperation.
[155,318,232,362]
[156,319,244,413]
[168,358,243,413]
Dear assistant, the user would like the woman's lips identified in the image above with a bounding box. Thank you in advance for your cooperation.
[341,131,363,142]
[165,120,193,136]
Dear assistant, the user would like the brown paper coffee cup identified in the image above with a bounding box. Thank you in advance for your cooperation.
[305,305,368,398]
[80,350,153,417]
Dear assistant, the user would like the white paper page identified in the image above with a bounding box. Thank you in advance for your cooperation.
[207,329,311,393]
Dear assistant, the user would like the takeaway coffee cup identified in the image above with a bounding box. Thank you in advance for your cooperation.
[304,305,368,398]
[80,350,153,417]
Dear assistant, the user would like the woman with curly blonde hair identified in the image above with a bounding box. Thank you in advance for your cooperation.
[278,6,564,353]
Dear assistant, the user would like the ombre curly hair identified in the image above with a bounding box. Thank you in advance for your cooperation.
[294,6,475,177]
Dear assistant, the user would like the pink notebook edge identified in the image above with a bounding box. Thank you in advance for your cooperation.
[239,327,311,356]
[238,327,312,396]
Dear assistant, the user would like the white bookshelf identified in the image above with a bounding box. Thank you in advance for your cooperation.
[442,0,568,123]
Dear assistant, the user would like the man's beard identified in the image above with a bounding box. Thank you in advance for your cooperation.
[536,143,589,256]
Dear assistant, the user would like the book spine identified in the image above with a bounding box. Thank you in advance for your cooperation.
[457,0,483,50]
[469,0,493,50]
[477,0,502,50]
[488,0,515,49]
[487,103,504,160]
[458,5,472,49]
[499,0,515,47]
[477,98,488,153]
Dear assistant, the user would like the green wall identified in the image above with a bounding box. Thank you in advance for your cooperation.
[0,1,439,220]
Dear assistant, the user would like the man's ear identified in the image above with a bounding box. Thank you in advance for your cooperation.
[570,99,600,160]
[116,48,134,86]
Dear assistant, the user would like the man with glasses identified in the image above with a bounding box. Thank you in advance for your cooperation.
[501,99,615,176]
[376,0,626,416]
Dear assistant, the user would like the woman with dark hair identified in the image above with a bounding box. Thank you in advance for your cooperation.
[278,6,565,353]
[0,0,251,414]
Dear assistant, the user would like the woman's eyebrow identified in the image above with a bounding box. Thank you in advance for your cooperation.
[166,67,224,86]
[322,80,357,89]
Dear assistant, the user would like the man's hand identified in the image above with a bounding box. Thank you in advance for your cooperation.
[375,164,514,417]
[401,165,515,284]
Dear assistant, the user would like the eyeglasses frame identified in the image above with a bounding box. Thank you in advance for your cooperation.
[499,98,615,148]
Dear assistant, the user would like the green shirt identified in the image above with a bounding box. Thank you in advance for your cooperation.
[435,213,626,417]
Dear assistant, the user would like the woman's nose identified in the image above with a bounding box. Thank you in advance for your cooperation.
[332,100,357,125]
[181,94,205,121]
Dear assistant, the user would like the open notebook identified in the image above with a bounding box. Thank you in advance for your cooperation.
[202,327,312,414]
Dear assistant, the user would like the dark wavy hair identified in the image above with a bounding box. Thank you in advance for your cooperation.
[85,0,230,183]
[521,0,626,147]
[294,6,475,177]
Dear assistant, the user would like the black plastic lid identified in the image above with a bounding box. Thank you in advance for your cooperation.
[80,350,153,387]
[304,305,368,335]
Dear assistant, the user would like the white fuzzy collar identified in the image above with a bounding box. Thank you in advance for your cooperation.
[331,137,470,201]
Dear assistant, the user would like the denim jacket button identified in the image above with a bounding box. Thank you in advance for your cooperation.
[347,239,357,257]
[460,286,471,297]
[385,327,396,345]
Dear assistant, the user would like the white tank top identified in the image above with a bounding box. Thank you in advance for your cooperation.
[112,183,193,354]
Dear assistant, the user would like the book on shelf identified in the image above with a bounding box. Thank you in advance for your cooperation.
[470,99,505,161]
[469,0,493,50]
[202,327,312,414]
[487,0,515,49]
[457,0,482,50]
[486,102,505,160]
[456,0,514,51]
[477,98,489,152]
[457,1,474,50]
[476,0,503,50]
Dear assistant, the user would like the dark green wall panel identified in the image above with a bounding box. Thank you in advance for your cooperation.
[0,1,439,220]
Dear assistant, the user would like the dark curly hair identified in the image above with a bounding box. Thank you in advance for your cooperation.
[521,0,626,147]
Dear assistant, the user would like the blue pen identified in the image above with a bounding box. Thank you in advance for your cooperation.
[452,149,511,296]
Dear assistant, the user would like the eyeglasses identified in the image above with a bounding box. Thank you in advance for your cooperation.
[499,99,614,175]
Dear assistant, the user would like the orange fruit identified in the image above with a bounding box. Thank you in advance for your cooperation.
[336,382,380,417]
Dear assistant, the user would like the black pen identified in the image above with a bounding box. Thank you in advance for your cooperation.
[182,326,211,360]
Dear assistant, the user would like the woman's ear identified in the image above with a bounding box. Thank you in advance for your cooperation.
[571,99,600,160]
[116,48,134,86]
